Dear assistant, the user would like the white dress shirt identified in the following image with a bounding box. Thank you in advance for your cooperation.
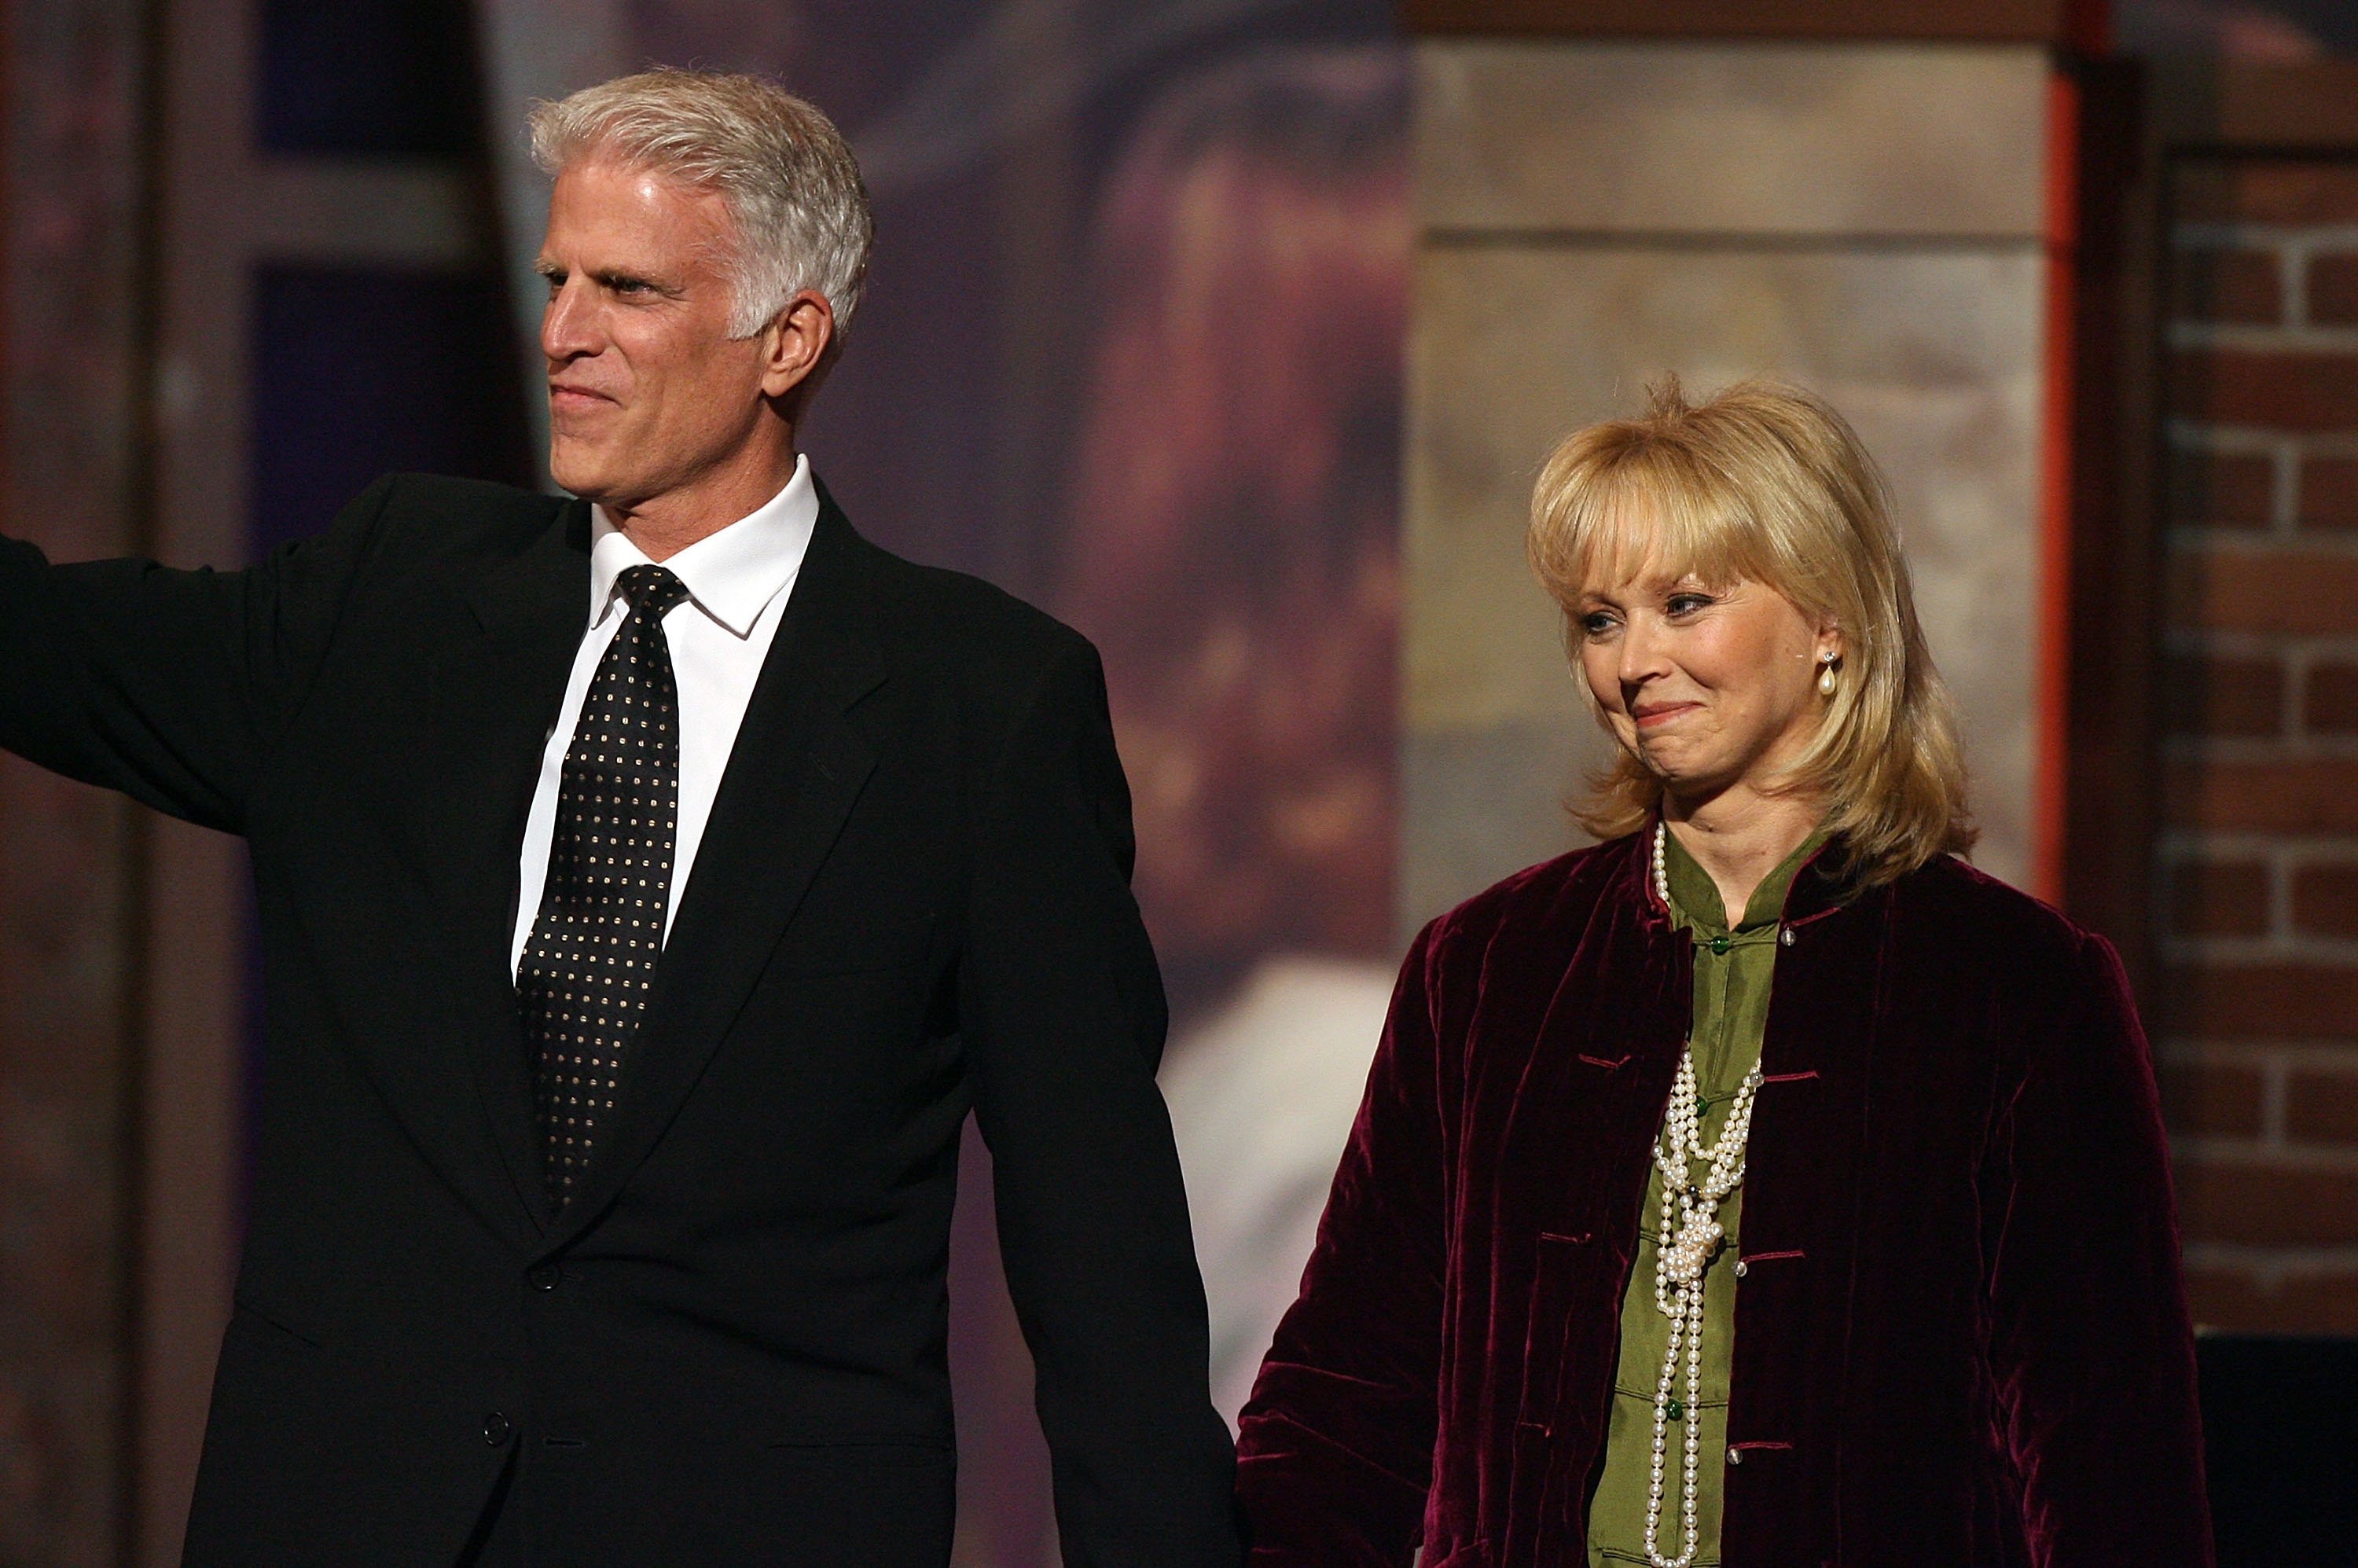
[510,456,820,976]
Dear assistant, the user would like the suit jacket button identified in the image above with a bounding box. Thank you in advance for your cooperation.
[1726,1446,1742,1466]
[483,1412,513,1447]
[528,1264,562,1291]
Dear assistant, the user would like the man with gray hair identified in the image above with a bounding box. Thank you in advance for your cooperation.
[0,70,1239,1566]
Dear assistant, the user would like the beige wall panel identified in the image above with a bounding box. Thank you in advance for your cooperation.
[1416,42,2049,239]
[1403,243,2044,927]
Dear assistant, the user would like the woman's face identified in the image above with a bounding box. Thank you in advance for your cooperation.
[1575,548,1838,810]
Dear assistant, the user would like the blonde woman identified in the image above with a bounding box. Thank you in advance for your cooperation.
[1233,380,2209,1566]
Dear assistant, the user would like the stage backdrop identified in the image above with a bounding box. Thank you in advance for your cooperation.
[472,5,2076,1564]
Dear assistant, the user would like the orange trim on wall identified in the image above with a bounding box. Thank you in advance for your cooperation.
[2034,68,2081,905]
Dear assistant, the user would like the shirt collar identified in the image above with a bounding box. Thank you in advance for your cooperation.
[1662,822,1833,937]
[586,454,819,637]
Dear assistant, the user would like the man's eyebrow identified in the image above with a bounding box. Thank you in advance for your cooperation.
[590,267,681,295]
[529,260,685,296]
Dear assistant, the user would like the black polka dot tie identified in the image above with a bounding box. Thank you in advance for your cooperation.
[519,564,689,1210]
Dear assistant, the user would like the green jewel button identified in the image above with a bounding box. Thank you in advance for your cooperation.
[1708,935,1731,954]
[1664,1401,1685,1422]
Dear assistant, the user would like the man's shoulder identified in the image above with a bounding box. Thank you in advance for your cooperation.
[365,472,570,541]
[308,473,572,582]
[850,534,1094,690]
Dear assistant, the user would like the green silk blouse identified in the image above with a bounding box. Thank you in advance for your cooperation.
[1584,827,1823,1566]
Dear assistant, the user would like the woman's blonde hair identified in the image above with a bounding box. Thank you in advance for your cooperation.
[1526,376,1975,886]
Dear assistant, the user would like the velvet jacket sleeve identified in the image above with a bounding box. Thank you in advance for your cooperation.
[1981,929,2212,1564]
[960,637,1243,1567]
[0,475,395,832]
[1234,917,1452,1565]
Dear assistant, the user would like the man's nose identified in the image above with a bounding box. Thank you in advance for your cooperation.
[542,279,594,361]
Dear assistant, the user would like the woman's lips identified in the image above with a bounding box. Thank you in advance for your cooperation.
[1633,702,1699,729]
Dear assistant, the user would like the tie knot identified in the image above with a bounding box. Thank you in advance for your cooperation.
[615,564,689,619]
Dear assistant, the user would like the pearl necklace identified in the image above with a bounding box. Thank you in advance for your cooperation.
[1644,822,1765,1568]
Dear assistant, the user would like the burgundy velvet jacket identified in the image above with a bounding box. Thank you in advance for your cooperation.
[1235,831,2211,1567]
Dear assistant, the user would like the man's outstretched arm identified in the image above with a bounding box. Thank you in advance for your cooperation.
[0,475,396,832]
[961,633,1242,1567]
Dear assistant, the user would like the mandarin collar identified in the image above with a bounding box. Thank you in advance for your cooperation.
[1662,822,1831,936]
[585,454,818,637]
[1627,814,1859,934]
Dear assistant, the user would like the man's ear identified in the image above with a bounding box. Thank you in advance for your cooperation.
[760,291,835,402]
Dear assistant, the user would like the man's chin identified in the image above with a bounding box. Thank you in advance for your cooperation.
[547,442,619,502]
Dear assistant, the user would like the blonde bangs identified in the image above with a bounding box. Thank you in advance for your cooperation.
[1528,428,1771,616]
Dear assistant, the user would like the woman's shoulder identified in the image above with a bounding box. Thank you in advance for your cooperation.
[1414,834,1645,963]
[1884,851,2120,982]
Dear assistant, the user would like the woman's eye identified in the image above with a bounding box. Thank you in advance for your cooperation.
[1666,594,1713,617]
[1578,612,1616,637]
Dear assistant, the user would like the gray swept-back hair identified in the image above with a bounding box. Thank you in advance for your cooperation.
[530,68,873,340]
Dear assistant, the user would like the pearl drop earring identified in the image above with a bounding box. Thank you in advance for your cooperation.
[1817,652,1838,696]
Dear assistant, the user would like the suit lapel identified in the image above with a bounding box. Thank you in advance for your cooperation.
[408,501,593,1241]
[542,497,887,1251]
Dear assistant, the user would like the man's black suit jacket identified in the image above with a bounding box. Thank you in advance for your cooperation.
[0,474,1240,1566]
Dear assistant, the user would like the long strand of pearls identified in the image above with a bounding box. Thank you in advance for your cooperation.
[1643,822,1765,1568]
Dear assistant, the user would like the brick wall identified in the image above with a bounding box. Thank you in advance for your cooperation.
[2161,158,2358,1332]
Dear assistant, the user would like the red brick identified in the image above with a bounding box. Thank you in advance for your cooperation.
[2162,958,2358,1036]
[2171,346,2358,431]
[2311,254,2358,327]
[2164,651,2284,736]
[2307,663,2358,736]
[2166,447,2275,529]
[2184,1265,2358,1334]
[2303,456,2358,531]
[2173,248,2283,324]
[2293,864,2358,938]
[2174,160,2358,225]
[2165,758,2358,833]
[2159,1058,2268,1137]
[2286,1070,2358,1145]
[2169,546,2358,636]
[2168,859,2273,937]
[2175,1159,2358,1245]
